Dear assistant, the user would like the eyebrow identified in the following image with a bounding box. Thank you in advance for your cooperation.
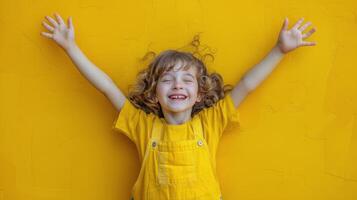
[161,72,195,79]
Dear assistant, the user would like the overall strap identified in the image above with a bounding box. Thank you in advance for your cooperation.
[140,117,161,163]
[151,118,163,141]
[192,116,204,140]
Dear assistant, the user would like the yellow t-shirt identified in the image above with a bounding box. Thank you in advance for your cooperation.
[112,92,240,167]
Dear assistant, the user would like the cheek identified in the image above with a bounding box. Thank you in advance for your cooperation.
[156,84,169,98]
[189,84,199,97]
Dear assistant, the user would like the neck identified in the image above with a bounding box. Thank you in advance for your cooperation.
[162,108,192,125]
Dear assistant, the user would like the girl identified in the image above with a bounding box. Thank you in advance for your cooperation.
[41,13,316,200]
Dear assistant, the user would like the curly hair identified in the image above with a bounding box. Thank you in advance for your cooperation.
[128,35,233,118]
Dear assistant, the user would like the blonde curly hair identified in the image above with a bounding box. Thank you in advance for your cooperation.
[128,35,233,118]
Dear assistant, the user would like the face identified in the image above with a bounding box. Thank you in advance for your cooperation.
[156,65,201,115]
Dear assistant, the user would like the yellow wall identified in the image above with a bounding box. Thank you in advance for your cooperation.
[1,0,357,199]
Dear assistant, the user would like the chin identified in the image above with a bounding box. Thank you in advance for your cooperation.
[165,104,193,113]
[167,107,190,113]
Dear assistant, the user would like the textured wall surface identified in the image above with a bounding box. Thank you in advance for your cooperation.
[1,0,357,199]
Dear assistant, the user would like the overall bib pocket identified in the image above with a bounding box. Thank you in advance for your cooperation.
[156,149,197,185]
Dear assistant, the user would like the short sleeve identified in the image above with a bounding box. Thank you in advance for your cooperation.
[198,92,240,139]
[112,100,155,159]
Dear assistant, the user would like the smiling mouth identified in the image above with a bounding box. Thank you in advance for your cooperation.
[168,95,187,100]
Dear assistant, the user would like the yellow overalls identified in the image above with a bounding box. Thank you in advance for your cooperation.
[129,115,223,200]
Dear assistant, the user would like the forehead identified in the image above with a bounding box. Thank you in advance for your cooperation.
[161,67,197,77]
[161,60,198,76]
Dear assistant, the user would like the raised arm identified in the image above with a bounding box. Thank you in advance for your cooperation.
[41,13,126,111]
[231,17,317,108]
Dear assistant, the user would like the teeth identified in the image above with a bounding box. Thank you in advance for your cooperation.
[169,95,186,99]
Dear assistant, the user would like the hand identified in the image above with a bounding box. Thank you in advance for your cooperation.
[276,17,317,54]
[41,13,75,51]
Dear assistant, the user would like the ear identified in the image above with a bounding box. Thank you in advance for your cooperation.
[196,93,202,102]
[154,96,159,103]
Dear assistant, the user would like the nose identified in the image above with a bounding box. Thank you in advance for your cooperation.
[173,79,183,90]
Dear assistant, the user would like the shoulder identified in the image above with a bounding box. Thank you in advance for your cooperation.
[120,99,157,119]
[197,92,235,116]
[197,92,240,133]
[112,99,158,136]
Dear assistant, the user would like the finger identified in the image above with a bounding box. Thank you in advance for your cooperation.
[41,32,53,39]
[292,17,304,29]
[302,27,316,39]
[67,16,74,30]
[281,17,289,31]
[54,13,65,26]
[42,21,54,32]
[299,21,312,32]
[45,15,59,27]
[301,41,317,46]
